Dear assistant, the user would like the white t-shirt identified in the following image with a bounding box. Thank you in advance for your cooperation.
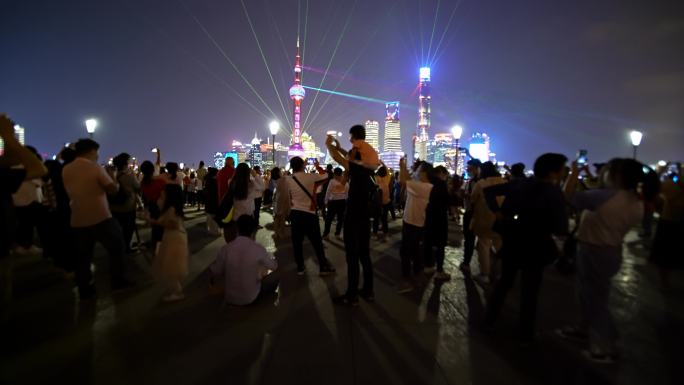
[403,179,433,227]
[210,236,278,305]
[287,172,328,214]
[325,178,348,203]
[12,178,43,207]
[232,179,262,219]
[63,157,114,227]
[575,189,643,247]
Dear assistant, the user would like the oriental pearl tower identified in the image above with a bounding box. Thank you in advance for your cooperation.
[288,36,306,158]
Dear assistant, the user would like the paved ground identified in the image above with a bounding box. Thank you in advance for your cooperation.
[1,209,682,385]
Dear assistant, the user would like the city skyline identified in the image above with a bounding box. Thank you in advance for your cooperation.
[2,0,682,167]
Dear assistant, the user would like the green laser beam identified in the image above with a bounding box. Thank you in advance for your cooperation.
[131,3,272,122]
[307,1,398,130]
[180,1,281,122]
[426,0,441,62]
[429,0,463,64]
[301,0,309,85]
[302,0,358,131]
[240,0,292,133]
[264,0,291,72]
[303,86,388,104]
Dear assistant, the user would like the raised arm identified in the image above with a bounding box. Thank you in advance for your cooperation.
[0,114,47,180]
[399,156,409,186]
[563,161,580,200]
[325,135,349,169]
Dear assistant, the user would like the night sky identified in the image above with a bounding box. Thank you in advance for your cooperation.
[1,0,682,167]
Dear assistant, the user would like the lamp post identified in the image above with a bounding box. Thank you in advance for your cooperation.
[269,121,280,166]
[451,124,463,174]
[85,118,98,139]
[630,130,643,159]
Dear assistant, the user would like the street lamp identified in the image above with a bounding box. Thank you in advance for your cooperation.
[85,119,98,139]
[630,130,643,159]
[269,120,280,166]
[451,124,464,174]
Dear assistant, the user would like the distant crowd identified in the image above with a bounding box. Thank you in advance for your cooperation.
[1,113,682,365]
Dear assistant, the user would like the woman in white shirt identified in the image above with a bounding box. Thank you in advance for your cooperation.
[322,167,348,239]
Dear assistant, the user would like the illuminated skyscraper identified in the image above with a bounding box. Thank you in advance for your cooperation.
[250,133,262,167]
[288,37,306,158]
[0,125,25,156]
[364,120,380,151]
[468,132,491,163]
[383,102,401,153]
[414,67,431,161]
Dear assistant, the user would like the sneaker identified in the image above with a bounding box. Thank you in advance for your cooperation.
[434,272,452,281]
[359,290,375,302]
[396,282,414,294]
[555,326,589,343]
[424,266,436,275]
[296,268,306,276]
[162,293,186,303]
[332,294,359,306]
[335,234,343,241]
[322,234,330,241]
[473,274,490,286]
[319,266,336,276]
[582,347,618,365]
[459,262,471,274]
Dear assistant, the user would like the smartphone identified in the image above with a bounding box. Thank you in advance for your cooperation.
[576,149,588,165]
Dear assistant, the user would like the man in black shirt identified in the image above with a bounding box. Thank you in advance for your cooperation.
[459,159,481,273]
[482,153,568,344]
[326,125,379,305]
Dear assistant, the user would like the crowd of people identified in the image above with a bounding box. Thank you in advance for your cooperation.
[1,113,683,364]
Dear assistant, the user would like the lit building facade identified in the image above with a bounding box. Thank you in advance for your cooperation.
[364,120,380,151]
[300,132,319,161]
[249,134,262,168]
[383,102,401,153]
[288,37,306,158]
[0,125,25,156]
[414,67,431,161]
[468,132,491,163]
[431,133,454,166]
[379,151,404,171]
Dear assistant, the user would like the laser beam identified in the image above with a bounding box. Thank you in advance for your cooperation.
[302,86,387,104]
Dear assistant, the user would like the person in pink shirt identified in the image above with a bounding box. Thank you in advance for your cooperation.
[62,139,131,300]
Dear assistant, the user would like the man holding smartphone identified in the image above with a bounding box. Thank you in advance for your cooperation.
[326,125,379,305]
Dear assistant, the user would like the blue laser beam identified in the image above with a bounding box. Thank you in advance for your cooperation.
[302,85,387,104]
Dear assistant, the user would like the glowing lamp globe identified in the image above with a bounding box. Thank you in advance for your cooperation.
[85,118,98,134]
[630,130,643,146]
[289,85,306,101]
[451,124,463,140]
[269,121,280,135]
